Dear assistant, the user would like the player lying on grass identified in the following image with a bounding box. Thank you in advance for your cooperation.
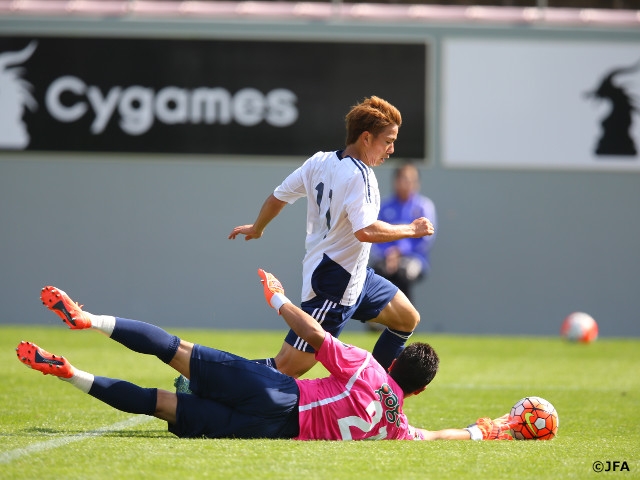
[16,269,515,441]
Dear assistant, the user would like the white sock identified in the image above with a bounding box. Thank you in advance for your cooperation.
[86,313,116,337]
[60,367,95,393]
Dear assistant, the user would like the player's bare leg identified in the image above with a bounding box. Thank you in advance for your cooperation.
[370,289,420,370]
[168,340,194,379]
[373,289,420,332]
[271,343,317,378]
[155,390,178,423]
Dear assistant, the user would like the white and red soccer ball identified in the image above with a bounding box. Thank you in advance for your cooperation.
[560,312,598,343]
[510,396,559,440]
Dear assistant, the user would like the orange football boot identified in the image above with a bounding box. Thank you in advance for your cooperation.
[16,341,73,378]
[40,286,92,329]
[257,269,285,308]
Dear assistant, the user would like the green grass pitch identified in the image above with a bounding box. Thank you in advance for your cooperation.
[1,326,638,479]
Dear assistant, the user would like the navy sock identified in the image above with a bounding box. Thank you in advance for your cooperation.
[110,317,180,364]
[89,376,157,415]
[372,328,413,371]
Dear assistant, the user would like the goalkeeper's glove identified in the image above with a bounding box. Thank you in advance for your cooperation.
[258,269,291,314]
[465,414,516,440]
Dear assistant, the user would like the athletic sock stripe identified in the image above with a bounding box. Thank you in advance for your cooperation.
[386,328,413,340]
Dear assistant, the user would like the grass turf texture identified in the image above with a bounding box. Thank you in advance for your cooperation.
[1,326,638,479]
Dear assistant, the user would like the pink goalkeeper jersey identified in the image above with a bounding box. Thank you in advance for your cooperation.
[294,333,424,441]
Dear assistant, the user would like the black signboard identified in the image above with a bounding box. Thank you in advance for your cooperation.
[0,36,427,158]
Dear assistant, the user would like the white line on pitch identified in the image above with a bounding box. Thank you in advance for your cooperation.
[0,415,155,464]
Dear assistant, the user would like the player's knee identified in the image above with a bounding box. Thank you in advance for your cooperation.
[410,309,420,330]
[390,296,420,331]
[389,304,420,332]
[400,308,420,332]
[274,348,317,378]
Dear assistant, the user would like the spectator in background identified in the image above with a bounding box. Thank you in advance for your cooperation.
[370,162,437,304]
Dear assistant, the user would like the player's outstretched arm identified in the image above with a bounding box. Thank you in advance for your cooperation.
[412,415,515,441]
[354,218,434,244]
[258,269,325,351]
[229,194,287,241]
[413,428,474,441]
[278,303,325,351]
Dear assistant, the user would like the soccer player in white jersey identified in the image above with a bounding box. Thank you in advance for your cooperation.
[229,96,434,378]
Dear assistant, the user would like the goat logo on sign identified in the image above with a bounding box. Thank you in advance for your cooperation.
[585,59,640,157]
[0,41,37,150]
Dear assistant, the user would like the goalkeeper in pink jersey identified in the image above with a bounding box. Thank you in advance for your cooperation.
[17,270,514,441]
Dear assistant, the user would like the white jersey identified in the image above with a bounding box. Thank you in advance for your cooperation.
[274,151,380,306]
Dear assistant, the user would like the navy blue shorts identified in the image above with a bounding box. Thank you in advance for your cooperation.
[168,344,300,439]
[284,267,398,353]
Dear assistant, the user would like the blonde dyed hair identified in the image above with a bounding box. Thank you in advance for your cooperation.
[344,96,402,146]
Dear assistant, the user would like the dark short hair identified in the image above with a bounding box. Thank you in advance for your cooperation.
[389,342,439,394]
[393,162,420,180]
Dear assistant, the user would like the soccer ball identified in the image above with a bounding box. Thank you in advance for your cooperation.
[509,396,559,440]
[560,312,598,343]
